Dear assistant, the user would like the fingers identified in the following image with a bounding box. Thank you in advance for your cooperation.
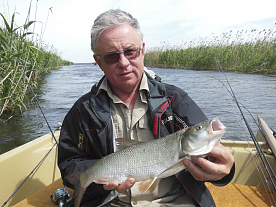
[183,144,234,181]
[183,157,225,181]
[103,177,136,193]
[208,143,232,163]
[183,159,220,181]
[103,181,119,191]
[116,177,135,193]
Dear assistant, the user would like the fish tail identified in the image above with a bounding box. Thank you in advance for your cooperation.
[65,172,86,207]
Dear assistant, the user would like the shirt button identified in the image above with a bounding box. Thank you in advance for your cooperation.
[132,200,138,205]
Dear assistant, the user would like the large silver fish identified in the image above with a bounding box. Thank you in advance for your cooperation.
[65,117,227,207]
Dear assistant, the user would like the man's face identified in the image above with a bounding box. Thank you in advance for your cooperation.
[93,24,145,95]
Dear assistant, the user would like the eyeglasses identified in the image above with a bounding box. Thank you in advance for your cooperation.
[97,46,142,64]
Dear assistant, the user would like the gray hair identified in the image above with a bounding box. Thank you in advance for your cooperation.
[91,9,143,53]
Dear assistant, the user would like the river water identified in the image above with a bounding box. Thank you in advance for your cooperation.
[0,64,275,154]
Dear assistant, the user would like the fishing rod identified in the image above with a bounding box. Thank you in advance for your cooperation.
[2,79,63,207]
[215,74,276,201]
[214,76,276,160]
[214,58,276,192]
[2,47,59,206]
[1,143,57,207]
[1,2,63,206]
[1,75,60,207]
[25,75,58,145]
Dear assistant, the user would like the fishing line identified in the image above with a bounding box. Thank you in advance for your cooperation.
[215,76,276,160]
[2,52,59,207]
[2,1,60,205]
[22,80,65,206]
[1,76,59,206]
[214,58,276,192]
[25,75,58,145]
[213,76,271,185]
[215,60,276,206]
[251,151,276,206]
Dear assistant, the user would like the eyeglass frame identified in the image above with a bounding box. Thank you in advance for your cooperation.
[96,45,143,64]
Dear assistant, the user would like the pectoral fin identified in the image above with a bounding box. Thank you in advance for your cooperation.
[157,158,186,179]
[138,177,160,193]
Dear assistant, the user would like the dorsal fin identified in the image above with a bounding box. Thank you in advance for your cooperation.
[115,138,144,151]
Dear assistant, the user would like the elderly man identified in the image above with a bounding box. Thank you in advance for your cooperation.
[58,9,234,207]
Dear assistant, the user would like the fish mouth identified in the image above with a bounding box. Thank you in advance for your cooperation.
[209,118,227,134]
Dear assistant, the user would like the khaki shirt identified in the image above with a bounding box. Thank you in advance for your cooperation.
[99,72,154,143]
[99,72,195,207]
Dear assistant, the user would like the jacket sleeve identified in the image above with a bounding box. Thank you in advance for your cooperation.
[58,98,112,206]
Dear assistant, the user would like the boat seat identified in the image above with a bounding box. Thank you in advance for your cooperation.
[14,178,275,206]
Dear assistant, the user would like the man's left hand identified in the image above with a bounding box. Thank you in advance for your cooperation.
[183,144,234,181]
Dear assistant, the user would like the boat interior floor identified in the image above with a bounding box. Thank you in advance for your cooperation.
[14,178,276,207]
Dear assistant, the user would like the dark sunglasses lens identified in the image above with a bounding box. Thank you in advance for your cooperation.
[104,53,120,64]
[102,47,140,64]
[124,49,138,58]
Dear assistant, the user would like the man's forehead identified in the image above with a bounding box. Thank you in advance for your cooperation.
[96,24,141,53]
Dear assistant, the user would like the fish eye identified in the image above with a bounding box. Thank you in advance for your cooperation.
[196,125,203,130]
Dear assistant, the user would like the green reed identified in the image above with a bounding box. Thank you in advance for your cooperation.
[145,29,276,74]
[0,5,73,120]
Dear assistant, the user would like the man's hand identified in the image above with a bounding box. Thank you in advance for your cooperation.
[103,177,135,193]
[183,144,234,181]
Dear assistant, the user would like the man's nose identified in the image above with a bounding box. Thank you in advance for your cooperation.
[117,53,130,67]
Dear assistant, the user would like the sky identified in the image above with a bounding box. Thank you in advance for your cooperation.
[1,0,276,63]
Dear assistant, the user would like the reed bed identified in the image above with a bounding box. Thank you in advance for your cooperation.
[145,29,276,74]
[0,6,73,120]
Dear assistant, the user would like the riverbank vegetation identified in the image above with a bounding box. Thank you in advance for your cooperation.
[145,29,276,74]
[0,8,73,121]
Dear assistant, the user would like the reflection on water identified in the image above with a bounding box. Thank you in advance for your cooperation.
[0,64,275,154]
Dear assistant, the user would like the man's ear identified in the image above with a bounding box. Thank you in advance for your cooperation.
[93,54,103,70]
[141,42,146,56]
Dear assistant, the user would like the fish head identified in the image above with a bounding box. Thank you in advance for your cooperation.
[181,117,227,156]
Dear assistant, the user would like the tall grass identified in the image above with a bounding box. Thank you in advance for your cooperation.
[145,29,276,74]
[0,5,73,120]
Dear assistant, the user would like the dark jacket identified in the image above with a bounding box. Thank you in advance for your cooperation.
[58,72,234,207]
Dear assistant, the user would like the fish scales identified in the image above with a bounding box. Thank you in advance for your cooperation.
[84,132,183,184]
